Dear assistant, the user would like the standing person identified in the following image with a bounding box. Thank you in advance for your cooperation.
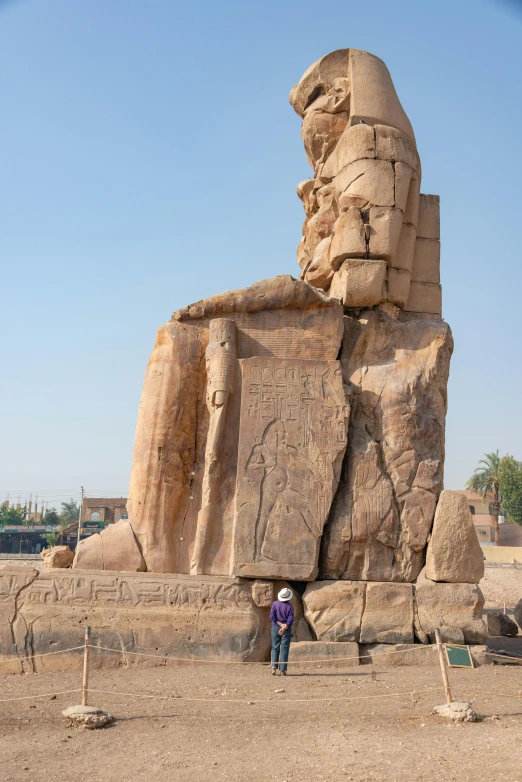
[270,587,294,675]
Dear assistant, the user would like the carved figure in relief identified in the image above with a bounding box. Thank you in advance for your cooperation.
[191,318,236,574]
[246,419,316,560]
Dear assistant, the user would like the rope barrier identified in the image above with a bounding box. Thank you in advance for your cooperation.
[464,690,522,701]
[85,685,444,704]
[0,646,85,664]
[0,689,81,703]
[89,642,436,666]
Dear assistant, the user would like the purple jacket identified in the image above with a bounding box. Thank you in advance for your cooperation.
[270,600,294,627]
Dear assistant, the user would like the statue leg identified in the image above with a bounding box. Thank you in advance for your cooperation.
[73,320,204,572]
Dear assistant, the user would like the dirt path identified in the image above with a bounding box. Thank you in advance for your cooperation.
[1,661,521,782]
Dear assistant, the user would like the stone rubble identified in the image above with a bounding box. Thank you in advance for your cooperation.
[62,705,114,729]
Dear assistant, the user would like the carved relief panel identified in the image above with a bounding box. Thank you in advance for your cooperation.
[232,357,348,579]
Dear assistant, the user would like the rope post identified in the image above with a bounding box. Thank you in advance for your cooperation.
[82,626,91,706]
[434,629,452,705]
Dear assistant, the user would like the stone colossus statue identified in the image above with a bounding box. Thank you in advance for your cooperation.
[73,52,482,638]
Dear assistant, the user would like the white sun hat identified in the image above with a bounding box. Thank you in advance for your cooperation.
[278,588,293,602]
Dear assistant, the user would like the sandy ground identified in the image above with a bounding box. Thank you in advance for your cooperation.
[1,661,522,782]
[480,567,522,611]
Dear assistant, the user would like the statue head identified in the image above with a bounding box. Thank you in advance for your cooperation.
[290,49,422,312]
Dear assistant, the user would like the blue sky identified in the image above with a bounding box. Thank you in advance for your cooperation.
[1,0,521,509]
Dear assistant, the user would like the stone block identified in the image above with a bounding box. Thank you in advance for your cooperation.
[411,238,440,284]
[74,520,145,572]
[394,162,413,212]
[368,207,403,263]
[515,598,522,630]
[289,641,359,668]
[305,236,334,289]
[359,582,414,644]
[251,580,274,608]
[486,611,519,637]
[426,490,485,583]
[320,123,375,181]
[329,208,366,268]
[403,171,421,227]
[417,194,440,239]
[387,267,411,307]
[303,580,366,641]
[469,645,489,666]
[374,124,420,173]
[0,569,272,672]
[329,259,387,308]
[438,626,465,643]
[231,356,348,580]
[359,643,439,666]
[415,568,487,644]
[333,159,395,207]
[404,281,442,316]
[393,223,417,273]
[41,546,74,569]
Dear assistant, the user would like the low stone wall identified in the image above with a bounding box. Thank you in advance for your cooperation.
[0,567,273,674]
[480,546,522,565]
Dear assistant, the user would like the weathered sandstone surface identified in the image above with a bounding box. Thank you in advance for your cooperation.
[0,566,273,673]
[74,276,345,580]
[414,568,487,644]
[41,545,74,569]
[486,611,519,637]
[320,310,452,582]
[303,580,414,644]
[514,598,522,631]
[425,490,485,583]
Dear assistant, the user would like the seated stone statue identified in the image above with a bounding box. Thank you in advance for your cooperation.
[74,49,449,587]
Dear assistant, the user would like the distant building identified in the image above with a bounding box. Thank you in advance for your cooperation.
[457,490,522,546]
[0,525,56,555]
[81,498,128,525]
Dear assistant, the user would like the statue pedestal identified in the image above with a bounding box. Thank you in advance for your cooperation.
[0,567,273,673]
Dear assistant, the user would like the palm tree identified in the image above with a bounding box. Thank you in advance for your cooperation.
[466,450,502,546]
[60,499,80,525]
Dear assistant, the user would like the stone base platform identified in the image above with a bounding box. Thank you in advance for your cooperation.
[0,567,273,674]
[0,566,490,674]
[289,642,489,668]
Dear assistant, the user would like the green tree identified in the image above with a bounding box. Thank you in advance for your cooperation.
[43,532,60,547]
[42,507,60,525]
[0,505,27,525]
[499,455,522,527]
[466,450,502,546]
[59,499,80,525]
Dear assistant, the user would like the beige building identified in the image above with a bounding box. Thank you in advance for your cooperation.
[81,498,128,525]
[458,490,522,546]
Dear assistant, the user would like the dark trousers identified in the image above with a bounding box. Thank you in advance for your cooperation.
[271,625,292,672]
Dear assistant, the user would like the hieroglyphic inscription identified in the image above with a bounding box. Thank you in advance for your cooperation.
[233,358,349,579]
[20,573,255,612]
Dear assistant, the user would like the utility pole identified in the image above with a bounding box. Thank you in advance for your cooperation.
[76,486,85,547]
